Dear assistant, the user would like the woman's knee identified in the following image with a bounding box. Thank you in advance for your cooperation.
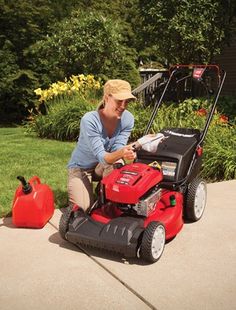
[67,169,94,210]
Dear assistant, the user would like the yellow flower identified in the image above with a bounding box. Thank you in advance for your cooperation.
[34,88,42,96]
[34,74,101,103]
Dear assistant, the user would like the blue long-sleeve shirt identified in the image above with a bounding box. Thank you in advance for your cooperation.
[68,110,134,169]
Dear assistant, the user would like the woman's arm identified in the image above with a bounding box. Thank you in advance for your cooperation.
[104,145,136,164]
[81,113,135,165]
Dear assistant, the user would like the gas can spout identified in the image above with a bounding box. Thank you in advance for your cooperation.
[17,176,32,194]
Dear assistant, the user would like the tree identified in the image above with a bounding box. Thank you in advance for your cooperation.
[0,40,18,122]
[0,0,56,121]
[0,0,55,64]
[219,0,236,42]
[26,11,140,86]
[138,0,236,64]
[0,0,141,122]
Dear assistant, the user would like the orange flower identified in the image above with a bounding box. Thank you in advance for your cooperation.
[219,115,228,123]
[196,108,207,116]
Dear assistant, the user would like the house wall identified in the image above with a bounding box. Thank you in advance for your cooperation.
[214,37,236,96]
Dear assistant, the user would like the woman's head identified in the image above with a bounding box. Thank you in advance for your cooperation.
[103,79,136,101]
[98,79,136,118]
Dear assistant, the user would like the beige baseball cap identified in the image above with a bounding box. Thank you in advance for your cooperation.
[104,79,136,101]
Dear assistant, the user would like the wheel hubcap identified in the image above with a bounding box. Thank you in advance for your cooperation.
[151,225,165,259]
[194,182,206,219]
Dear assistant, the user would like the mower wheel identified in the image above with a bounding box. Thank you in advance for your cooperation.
[140,221,165,263]
[59,205,73,240]
[185,177,207,222]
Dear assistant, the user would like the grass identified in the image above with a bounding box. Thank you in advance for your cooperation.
[0,127,75,218]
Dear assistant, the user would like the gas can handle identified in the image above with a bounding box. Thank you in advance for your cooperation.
[29,176,41,186]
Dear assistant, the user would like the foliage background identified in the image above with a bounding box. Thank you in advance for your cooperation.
[0,0,236,122]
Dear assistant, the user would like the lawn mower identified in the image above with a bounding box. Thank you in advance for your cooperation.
[59,65,226,263]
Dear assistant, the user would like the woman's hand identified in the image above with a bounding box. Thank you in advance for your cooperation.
[122,144,137,161]
[104,144,136,164]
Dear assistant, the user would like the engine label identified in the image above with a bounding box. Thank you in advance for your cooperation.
[161,161,177,177]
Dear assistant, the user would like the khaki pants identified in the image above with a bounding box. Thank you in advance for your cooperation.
[67,163,114,211]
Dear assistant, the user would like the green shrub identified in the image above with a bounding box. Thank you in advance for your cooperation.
[113,56,141,89]
[136,98,236,181]
[217,96,236,123]
[128,101,152,140]
[203,123,236,180]
[27,11,138,86]
[28,96,236,181]
[29,95,96,141]
[150,99,206,132]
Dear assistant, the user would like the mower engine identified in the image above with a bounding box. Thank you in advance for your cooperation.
[101,162,163,217]
[132,187,162,216]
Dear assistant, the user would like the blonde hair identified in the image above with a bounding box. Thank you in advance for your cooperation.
[96,99,105,111]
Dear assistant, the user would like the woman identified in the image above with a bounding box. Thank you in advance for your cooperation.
[67,79,136,212]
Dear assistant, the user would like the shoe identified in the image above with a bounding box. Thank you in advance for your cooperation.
[72,204,85,218]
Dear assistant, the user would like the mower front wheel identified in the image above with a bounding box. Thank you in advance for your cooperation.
[59,205,73,240]
[185,177,207,222]
[140,221,165,263]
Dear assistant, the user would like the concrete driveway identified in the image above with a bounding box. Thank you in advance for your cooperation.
[0,180,236,310]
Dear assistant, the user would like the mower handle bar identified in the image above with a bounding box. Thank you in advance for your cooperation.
[169,64,221,78]
[165,69,226,187]
[144,69,177,135]
[199,70,226,144]
[131,65,226,189]
[142,66,226,139]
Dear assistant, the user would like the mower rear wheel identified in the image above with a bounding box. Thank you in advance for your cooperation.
[140,221,165,263]
[185,177,207,222]
[59,205,73,240]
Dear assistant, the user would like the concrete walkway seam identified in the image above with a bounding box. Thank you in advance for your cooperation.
[48,221,158,310]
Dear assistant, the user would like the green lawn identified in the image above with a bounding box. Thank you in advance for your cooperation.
[0,127,75,217]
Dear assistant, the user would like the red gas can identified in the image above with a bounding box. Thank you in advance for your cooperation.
[12,176,54,228]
